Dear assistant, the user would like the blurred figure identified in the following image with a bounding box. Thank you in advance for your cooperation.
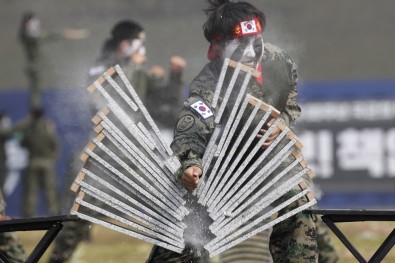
[0,111,12,190]
[19,108,60,218]
[87,19,186,131]
[0,190,27,263]
[47,19,185,263]
[147,55,187,131]
[18,11,88,110]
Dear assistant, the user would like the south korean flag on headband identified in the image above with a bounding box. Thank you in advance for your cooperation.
[190,100,213,119]
[241,19,259,35]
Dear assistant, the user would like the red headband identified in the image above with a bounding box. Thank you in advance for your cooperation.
[207,18,263,60]
[233,18,263,38]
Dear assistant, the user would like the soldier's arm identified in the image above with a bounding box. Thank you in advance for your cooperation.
[45,121,60,159]
[258,49,301,148]
[279,53,301,128]
[147,57,186,103]
[171,93,215,189]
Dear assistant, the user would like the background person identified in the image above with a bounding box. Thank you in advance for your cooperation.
[19,108,60,218]
[0,112,12,191]
[0,190,27,263]
[47,19,186,263]
[18,11,88,110]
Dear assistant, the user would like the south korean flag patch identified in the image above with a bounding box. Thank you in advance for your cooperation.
[190,100,213,119]
[241,19,258,34]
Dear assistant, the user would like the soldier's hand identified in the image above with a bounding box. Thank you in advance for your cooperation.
[170,55,186,73]
[62,28,89,39]
[257,118,281,148]
[150,65,166,78]
[181,166,202,191]
[131,53,147,65]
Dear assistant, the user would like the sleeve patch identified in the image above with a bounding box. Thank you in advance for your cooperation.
[176,115,195,132]
[190,100,213,119]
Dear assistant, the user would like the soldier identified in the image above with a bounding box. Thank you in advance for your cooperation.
[0,111,12,190]
[18,12,88,110]
[0,190,27,263]
[0,121,27,262]
[19,108,60,218]
[146,0,318,262]
[47,19,186,263]
[86,20,186,123]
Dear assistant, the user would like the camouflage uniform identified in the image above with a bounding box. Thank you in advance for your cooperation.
[87,56,184,123]
[0,191,27,263]
[20,116,59,218]
[19,24,54,109]
[316,218,339,263]
[19,24,43,109]
[47,56,184,263]
[147,43,318,263]
[0,114,11,189]
[218,218,338,263]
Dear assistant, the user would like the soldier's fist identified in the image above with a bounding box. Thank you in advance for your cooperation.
[170,55,186,73]
[181,166,202,191]
[150,65,166,78]
[131,53,147,65]
[257,118,281,148]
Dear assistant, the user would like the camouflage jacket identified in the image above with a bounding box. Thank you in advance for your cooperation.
[20,118,59,161]
[87,56,184,127]
[171,43,301,172]
[87,56,163,103]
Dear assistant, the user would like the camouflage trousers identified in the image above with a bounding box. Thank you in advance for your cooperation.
[146,184,319,263]
[0,233,27,263]
[47,219,91,263]
[22,161,59,218]
[219,221,338,263]
[0,191,27,263]
[316,218,339,263]
[25,62,43,109]
[0,164,6,190]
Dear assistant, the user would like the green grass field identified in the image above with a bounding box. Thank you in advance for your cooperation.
[17,221,395,263]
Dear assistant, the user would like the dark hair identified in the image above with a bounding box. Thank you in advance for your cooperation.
[203,0,266,42]
[101,20,144,60]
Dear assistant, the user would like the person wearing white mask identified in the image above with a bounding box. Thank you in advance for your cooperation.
[87,19,187,127]
[18,12,88,110]
[47,19,186,263]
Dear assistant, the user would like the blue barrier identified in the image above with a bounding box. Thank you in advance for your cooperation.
[1,79,395,216]
[299,79,395,102]
[1,88,91,217]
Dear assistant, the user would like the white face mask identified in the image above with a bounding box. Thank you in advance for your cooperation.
[122,32,146,58]
[27,18,41,37]
[223,35,264,67]
[122,39,145,57]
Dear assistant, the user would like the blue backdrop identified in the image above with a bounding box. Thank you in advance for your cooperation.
[0,88,91,217]
[1,79,395,216]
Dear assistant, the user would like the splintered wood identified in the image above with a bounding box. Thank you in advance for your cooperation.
[70,61,316,257]
[71,66,186,253]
